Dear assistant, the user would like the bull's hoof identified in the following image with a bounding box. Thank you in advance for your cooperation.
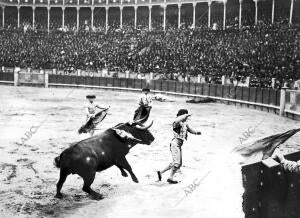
[90,192,103,201]
[55,193,63,199]
[121,171,128,177]
[132,177,139,183]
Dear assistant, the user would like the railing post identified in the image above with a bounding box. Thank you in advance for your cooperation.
[254,0,258,25]
[47,7,50,33]
[246,76,250,87]
[45,70,49,88]
[280,88,287,116]
[239,0,243,29]
[289,0,294,24]
[178,4,181,29]
[150,72,153,80]
[271,0,275,24]
[192,3,196,29]
[14,70,19,86]
[2,6,5,28]
[105,7,109,33]
[222,75,226,85]
[223,0,227,30]
[163,5,166,32]
[17,6,20,28]
[208,1,211,28]
[76,7,79,31]
[135,6,138,29]
[271,78,276,89]
[62,7,65,29]
[120,6,123,29]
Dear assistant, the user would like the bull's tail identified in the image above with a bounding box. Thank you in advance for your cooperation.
[54,156,61,168]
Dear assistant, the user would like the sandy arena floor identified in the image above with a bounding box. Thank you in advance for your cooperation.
[0,85,299,218]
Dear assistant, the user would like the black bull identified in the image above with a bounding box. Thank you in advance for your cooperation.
[54,122,154,199]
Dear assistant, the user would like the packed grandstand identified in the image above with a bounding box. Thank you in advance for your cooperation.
[0,0,299,88]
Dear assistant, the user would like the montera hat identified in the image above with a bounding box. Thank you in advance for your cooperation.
[86,95,96,99]
[177,109,189,117]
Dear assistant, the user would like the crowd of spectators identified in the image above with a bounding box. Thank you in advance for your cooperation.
[0,0,299,87]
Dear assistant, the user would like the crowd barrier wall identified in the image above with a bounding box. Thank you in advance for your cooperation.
[0,71,299,120]
[285,90,300,115]
[47,74,281,106]
[18,72,45,85]
[0,71,14,84]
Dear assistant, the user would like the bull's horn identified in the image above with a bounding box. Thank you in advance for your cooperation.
[132,116,147,125]
[135,120,154,130]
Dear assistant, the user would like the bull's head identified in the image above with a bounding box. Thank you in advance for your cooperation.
[112,120,155,146]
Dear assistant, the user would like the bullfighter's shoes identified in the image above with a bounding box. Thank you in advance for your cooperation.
[167,179,178,184]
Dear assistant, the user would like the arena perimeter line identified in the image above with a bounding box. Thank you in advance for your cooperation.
[2,82,298,117]
[49,82,281,110]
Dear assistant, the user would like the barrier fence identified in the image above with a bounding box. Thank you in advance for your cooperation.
[285,90,300,114]
[18,72,45,85]
[48,74,281,107]
[242,151,300,218]
[0,71,299,120]
[0,71,14,83]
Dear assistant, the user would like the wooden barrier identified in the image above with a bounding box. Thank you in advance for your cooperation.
[47,76,300,120]
[0,71,299,120]
[284,89,300,119]
[0,71,14,85]
[49,75,279,110]
[242,151,300,218]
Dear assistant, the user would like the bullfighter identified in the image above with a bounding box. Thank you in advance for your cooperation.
[132,88,153,123]
[157,109,202,184]
[85,95,108,136]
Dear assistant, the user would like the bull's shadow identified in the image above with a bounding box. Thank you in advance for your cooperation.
[54,121,154,200]
[36,194,95,217]
[3,183,108,217]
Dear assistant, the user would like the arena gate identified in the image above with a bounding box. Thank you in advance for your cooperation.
[0,69,49,87]
[242,151,300,218]
[284,89,300,119]
[17,71,48,87]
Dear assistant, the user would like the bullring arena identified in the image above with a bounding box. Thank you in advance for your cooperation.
[0,84,299,218]
[0,0,300,217]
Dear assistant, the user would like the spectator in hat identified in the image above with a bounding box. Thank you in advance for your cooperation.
[157,109,202,184]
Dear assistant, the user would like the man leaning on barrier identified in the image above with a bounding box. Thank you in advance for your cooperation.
[275,154,300,174]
